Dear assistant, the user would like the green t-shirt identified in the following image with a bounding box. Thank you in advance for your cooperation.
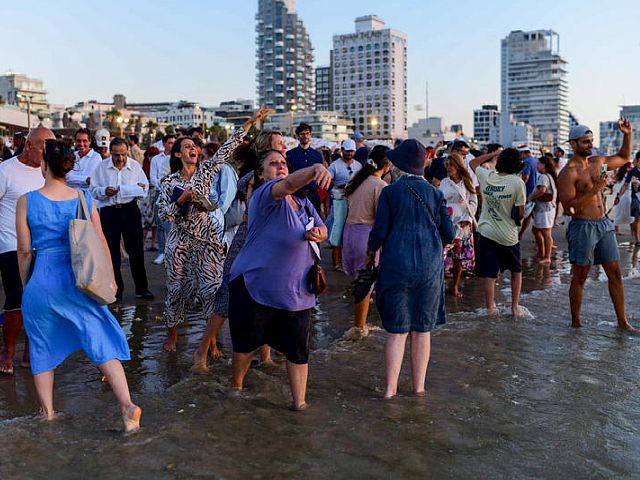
[476,168,526,246]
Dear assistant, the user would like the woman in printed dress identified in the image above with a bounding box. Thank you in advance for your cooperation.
[158,108,267,352]
[439,153,478,297]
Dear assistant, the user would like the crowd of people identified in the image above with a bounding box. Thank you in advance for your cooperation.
[0,112,638,431]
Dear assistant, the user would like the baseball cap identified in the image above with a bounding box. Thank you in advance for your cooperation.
[516,144,530,153]
[351,133,364,141]
[95,128,110,148]
[568,124,593,141]
[341,139,356,151]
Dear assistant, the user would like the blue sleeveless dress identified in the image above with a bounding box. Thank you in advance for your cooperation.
[21,190,130,375]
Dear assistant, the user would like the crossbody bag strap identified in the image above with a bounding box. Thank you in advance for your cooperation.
[295,202,320,262]
[400,178,437,227]
[76,191,90,220]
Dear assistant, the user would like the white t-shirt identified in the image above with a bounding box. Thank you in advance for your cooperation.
[0,157,45,253]
[476,168,526,247]
[328,158,362,189]
[464,153,480,188]
[66,148,102,189]
[150,152,171,190]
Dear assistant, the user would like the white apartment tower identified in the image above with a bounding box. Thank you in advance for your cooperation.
[255,0,314,113]
[332,16,407,140]
[500,30,569,147]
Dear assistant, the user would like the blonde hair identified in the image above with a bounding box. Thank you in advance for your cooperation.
[445,153,475,194]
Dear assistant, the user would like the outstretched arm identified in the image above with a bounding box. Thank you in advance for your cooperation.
[271,164,332,200]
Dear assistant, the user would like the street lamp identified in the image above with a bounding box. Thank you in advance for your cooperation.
[289,104,298,136]
[224,123,231,140]
[370,117,379,138]
[116,117,129,137]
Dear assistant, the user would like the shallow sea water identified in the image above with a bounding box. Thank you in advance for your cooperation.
[1,236,640,479]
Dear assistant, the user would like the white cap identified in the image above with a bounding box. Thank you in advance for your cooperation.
[341,138,357,151]
[95,128,110,148]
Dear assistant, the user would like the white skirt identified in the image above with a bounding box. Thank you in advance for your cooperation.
[533,209,556,229]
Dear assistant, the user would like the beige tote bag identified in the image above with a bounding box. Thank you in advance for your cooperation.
[69,192,117,304]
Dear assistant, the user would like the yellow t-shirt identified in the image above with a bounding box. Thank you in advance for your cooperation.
[476,168,526,246]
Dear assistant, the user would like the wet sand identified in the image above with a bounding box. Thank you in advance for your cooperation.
[1,225,640,479]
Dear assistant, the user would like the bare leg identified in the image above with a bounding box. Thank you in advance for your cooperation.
[384,332,409,399]
[98,359,141,432]
[532,227,544,259]
[33,370,55,420]
[511,271,523,316]
[482,277,498,314]
[231,351,254,390]
[569,264,590,328]
[450,260,463,297]
[260,345,275,366]
[633,219,640,243]
[0,309,23,374]
[332,247,342,270]
[354,293,371,329]
[601,261,635,330]
[409,331,431,395]
[21,336,30,368]
[163,326,177,352]
[193,314,225,371]
[541,228,553,264]
[286,361,309,410]
[519,215,532,240]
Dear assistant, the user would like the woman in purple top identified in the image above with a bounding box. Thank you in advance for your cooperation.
[228,150,331,411]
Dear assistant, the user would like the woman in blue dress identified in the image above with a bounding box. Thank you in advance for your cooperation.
[367,139,455,399]
[15,140,141,432]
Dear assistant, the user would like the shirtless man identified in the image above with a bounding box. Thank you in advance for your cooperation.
[557,120,635,331]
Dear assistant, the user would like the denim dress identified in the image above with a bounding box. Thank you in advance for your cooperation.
[368,176,455,333]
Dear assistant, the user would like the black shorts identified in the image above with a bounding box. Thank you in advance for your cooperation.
[0,251,23,311]
[228,275,311,365]
[474,235,521,278]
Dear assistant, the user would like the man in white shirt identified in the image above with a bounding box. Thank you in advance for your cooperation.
[66,128,102,189]
[150,134,176,264]
[0,126,54,374]
[90,137,153,302]
[327,138,362,270]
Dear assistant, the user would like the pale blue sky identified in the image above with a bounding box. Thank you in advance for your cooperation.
[2,0,639,141]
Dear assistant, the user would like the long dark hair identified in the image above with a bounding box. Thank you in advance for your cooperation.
[616,162,633,182]
[345,145,389,197]
[169,137,193,174]
[538,153,558,185]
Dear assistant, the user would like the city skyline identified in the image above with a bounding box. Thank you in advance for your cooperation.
[1,0,639,143]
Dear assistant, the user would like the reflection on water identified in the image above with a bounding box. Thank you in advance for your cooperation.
[1,241,640,478]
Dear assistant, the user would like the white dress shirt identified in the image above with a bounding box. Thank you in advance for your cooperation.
[150,152,171,189]
[66,148,103,189]
[90,157,149,208]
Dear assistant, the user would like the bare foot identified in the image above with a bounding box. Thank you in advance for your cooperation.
[288,402,309,411]
[209,344,223,361]
[450,288,463,298]
[619,322,640,334]
[487,308,499,318]
[539,258,551,265]
[37,408,56,422]
[383,392,396,400]
[122,405,142,433]
[512,307,527,319]
[571,320,581,328]
[163,340,177,353]
[0,354,14,375]
[412,390,427,397]
[260,359,277,371]
[191,350,208,373]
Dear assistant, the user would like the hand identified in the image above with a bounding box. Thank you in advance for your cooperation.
[177,188,193,206]
[244,105,270,131]
[305,227,324,242]
[312,164,332,191]
[619,118,632,135]
[365,250,376,269]
[105,186,118,197]
[137,182,146,191]
[614,196,620,206]
[85,177,91,186]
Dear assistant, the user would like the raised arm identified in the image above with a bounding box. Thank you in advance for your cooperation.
[602,119,632,170]
[469,150,500,172]
[271,164,332,200]
[191,106,269,198]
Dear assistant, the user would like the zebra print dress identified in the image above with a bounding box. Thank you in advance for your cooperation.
[157,129,244,328]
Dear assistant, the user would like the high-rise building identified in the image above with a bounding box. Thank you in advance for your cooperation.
[0,72,49,114]
[473,105,501,145]
[332,15,407,140]
[315,65,333,112]
[500,30,569,147]
[600,106,640,155]
[255,0,314,113]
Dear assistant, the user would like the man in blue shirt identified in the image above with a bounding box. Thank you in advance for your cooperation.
[517,145,538,239]
[352,133,370,165]
[286,122,325,211]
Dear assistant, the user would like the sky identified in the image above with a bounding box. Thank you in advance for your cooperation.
[2,0,640,143]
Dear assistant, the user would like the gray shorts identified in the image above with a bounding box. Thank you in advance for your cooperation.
[567,217,619,266]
